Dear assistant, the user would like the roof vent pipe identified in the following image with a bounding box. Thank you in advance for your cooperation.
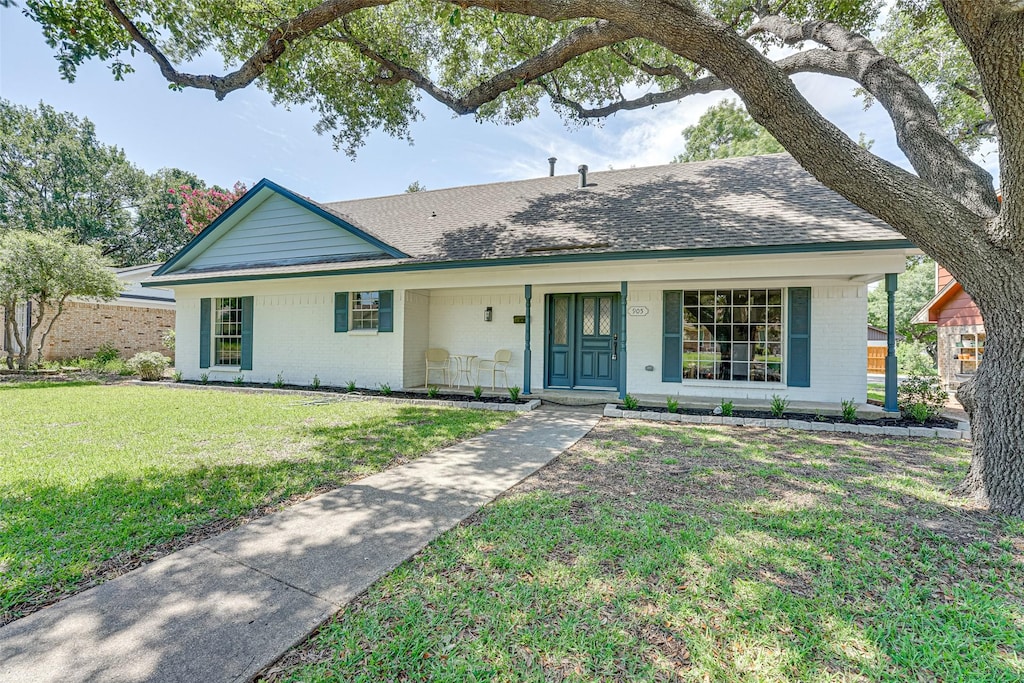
[548,157,557,176]
[578,164,588,188]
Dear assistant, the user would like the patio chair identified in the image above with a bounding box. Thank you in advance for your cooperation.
[477,349,512,389]
[425,348,450,387]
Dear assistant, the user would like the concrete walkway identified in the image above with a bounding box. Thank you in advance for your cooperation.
[0,410,599,683]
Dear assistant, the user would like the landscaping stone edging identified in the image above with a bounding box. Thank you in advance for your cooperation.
[134,380,541,413]
[606,404,971,440]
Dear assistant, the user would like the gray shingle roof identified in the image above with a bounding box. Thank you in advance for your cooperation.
[322,153,903,262]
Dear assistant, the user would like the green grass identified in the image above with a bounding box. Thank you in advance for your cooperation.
[271,423,1023,682]
[0,383,512,621]
[868,383,885,403]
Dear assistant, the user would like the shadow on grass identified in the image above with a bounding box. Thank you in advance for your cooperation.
[0,380,101,391]
[267,423,1023,682]
[0,406,504,623]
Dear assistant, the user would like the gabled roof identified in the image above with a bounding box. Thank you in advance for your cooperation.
[153,178,408,277]
[911,280,961,324]
[148,154,912,285]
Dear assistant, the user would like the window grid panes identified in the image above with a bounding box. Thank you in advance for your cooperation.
[351,291,380,330]
[681,289,783,382]
[214,297,242,366]
[599,298,612,335]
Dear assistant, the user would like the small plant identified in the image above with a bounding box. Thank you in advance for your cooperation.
[720,400,734,417]
[199,372,209,384]
[841,398,858,423]
[814,410,828,422]
[311,374,321,390]
[161,329,176,351]
[473,385,483,399]
[345,380,357,392]
[508,385,521,402]
[172,369,183,382]
[94,343,120,364]
[427,385,440,398]
[379,383,393,396]
[908,402,932,423]
[898,373,946,421]
[770,393,789,418]
[622,394,640,410]
[666,396,679,413]
[126,352,171,381]
[273,371,285,389]
[233,374,245,386]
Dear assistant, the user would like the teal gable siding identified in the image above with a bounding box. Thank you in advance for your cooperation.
[183,194,386,272]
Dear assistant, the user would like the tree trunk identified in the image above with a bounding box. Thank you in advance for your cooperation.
[955,297,1024,515]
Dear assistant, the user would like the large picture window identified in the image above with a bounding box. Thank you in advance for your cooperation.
[680,289,783,382]
[214,297,243,366]
[956,332,985,375]
[351,291,380,330]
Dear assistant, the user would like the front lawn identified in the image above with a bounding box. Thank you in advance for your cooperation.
[269,422,1024,682]
[0,383,512,623]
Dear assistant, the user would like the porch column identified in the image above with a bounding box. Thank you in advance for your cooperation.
[619,281,628,400]
[885,273,898,412]
[523,284,532,395]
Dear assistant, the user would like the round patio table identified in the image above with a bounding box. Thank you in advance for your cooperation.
[450,354,477,387]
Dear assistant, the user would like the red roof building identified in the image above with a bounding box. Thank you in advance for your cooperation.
[912,265,984,388]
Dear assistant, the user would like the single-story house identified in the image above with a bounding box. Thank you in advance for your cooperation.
[2,264,175,362]
[911,263,984,389]
[145,154,915,404]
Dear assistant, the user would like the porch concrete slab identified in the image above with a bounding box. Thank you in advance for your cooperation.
[0,409,599,683]
[0,544,335,683]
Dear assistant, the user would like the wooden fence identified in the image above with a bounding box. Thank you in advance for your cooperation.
[867,346,887,374]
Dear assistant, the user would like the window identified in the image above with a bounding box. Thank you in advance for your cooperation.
[214,297,242,366]
[956,332,985,374]
[680,288,783,382]
[351,291,380,330]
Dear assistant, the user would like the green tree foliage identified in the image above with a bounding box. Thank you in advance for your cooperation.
[405,181,426,193]
[867,257,938,355]
[0,230,122,369]
[0,100,232,264]
[673,100,783,162]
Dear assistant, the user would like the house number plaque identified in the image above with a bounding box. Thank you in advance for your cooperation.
[628,305,649,317]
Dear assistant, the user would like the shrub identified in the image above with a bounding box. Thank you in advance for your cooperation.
[273,372,285,389]
[897,340,937,377]
[473,385,483,399]
[126,352,171,381]
[770,393,789,418]
[841,398,858,423]
[172,369,183,382]
[379,383,392,396]
[233,374,245,385]
[508,385,521,402]
[345,380,357,392]
[94,343,120,363]
[161,329,176,351]
[427,385,440,398]
[720,400,734,417]
[199,372,209,384]
[666,396,679,413]
[311,374,321,390]
[622,394,639,410]
[898,373,947,421]
[907,402,932,423]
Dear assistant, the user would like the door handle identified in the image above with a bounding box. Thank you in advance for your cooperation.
[613,333,618,360]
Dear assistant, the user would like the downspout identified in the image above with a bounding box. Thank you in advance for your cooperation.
[524,285,532,394]
[884,273,899,413]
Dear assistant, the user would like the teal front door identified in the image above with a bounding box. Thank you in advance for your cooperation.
[545,293,620,389]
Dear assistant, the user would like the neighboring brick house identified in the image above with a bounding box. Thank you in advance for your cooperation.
[2,264,175,362]
[912,264,984,389]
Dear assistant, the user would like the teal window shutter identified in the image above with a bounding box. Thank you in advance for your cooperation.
[199,298,211,369]
[379,290,394,332]
[662,291,682,382]
[334,292,349,332]
[787,288,811,387]
[240,296,254,371]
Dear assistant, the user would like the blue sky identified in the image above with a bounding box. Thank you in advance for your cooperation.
[0,6,997,203]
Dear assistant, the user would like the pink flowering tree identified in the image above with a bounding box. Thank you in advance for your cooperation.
[168,182,247,234]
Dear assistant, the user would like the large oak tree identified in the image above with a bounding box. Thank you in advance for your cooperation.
[22,0,1023,513]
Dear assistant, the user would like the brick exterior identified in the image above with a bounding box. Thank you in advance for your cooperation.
[3,301,175,362]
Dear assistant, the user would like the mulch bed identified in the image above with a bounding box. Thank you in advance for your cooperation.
[175,380,530,404]
[617,404,959,429]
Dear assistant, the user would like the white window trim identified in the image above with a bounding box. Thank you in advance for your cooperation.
[350,290,381,331]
